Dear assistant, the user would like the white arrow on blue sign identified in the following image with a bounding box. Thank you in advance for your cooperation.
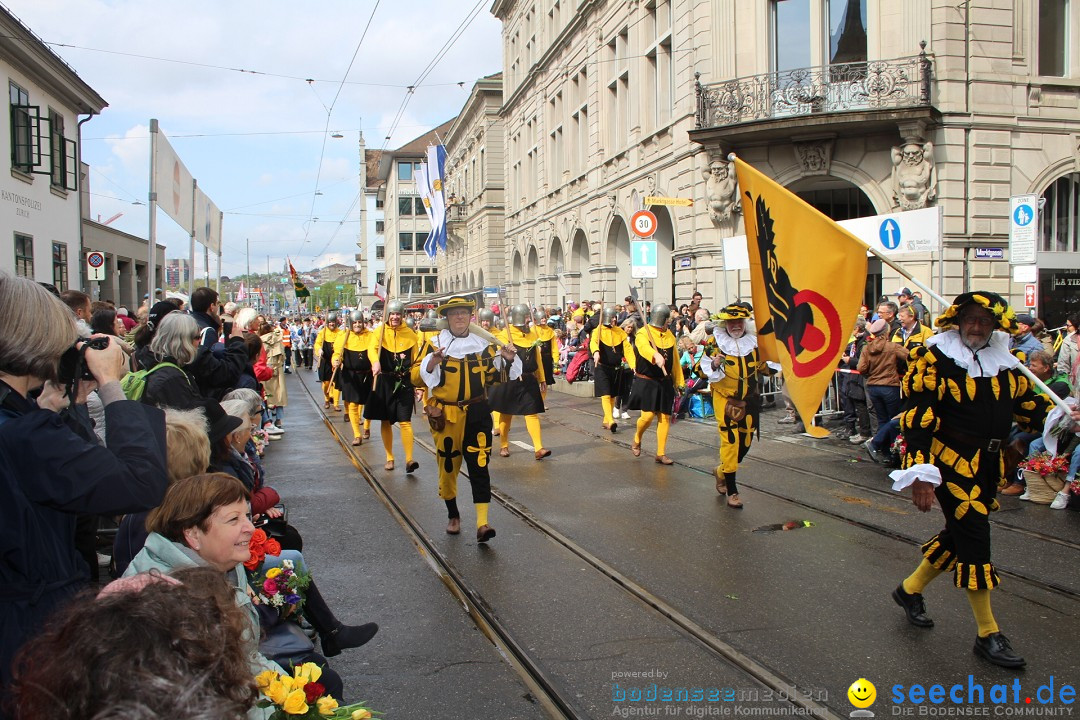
[879,218,902,250]
[631,240,658,279]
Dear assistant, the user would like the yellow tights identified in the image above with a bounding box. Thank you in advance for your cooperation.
[634,411,671,456]
[380,420,414,463]
[498,414,544,451]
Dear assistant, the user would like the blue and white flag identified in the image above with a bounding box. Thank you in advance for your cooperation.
[427,144,448,252]
[414,162,437,258]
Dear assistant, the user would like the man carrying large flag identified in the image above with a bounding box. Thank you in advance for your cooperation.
[732,155,867,438]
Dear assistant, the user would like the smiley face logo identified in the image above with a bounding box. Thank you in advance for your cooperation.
[847,678,876,709]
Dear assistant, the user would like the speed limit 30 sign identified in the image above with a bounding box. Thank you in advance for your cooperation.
[631,210,657,238]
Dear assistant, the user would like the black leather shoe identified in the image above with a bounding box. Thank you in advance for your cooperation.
[477,525,496,543]
[405,461,419,474]
[974,632,1026,668]
[892,584,934,627]
[321,622,379,657]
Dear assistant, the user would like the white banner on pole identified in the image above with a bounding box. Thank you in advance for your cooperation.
[152,129,195,235]
[195,188,222,254]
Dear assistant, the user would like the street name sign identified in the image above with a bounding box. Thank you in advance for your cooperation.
[644,196,693,207]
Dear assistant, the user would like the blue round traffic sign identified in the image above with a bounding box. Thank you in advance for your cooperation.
[879,219,901,250]
[1013,204,1033,227]
[87,252,104,268]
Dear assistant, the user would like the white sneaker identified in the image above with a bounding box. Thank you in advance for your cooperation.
[1051,491,1070,510]
[621,410,631,419]
[1018,491,1031,501]
[848,434,868,444]
[263,425,284,436]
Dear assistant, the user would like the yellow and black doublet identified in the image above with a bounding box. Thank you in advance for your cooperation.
[897,332,1051,589]
[415,329,522,526]
[313,324,343,407]
[627,324,683,413]
[701,322,769,498]
[332,328,375,406]
[534,322,559,387]
[364,324,420,423]
[590,323,635,429]
[487,325,546,417]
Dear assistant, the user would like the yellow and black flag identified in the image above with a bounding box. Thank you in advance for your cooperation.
[288,258,310,299]
[732,157,868,438]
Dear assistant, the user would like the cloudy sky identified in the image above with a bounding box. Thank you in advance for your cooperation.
[6,0,502,278]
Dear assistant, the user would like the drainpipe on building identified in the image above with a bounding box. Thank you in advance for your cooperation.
[76,114,94,294]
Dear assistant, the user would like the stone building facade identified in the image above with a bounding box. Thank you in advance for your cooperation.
[441,73,507,296]
[489,0,1080,325]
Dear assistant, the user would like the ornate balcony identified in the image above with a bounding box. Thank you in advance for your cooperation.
[691,48,935,146]
[446,203,468,231]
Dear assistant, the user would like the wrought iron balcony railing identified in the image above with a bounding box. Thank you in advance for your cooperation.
[446,204,468,224]
[695,48,933,130]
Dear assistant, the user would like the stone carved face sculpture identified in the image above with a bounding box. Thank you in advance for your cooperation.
[703,159,740,225]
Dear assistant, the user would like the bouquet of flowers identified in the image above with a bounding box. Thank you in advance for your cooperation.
[890,433,906,459]
[250,558,310,617]
[1019,452,1070,478]
[251,426,268,457]
[255,663,378,719]
[244,528,282,571]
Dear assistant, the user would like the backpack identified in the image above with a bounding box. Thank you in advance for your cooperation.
[120,362,183,401]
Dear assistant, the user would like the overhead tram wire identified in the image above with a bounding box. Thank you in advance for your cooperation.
[301,0,382,256]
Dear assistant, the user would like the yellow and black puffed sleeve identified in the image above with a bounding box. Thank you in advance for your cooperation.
[899,346,941,469]
[1010,369,1054,433]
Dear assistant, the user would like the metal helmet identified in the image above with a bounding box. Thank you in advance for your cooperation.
[386,300,405,316]
[425,309,438,320]
[349,310,364,324]
[532,309,546,325]
[326,311,340,324]
[603,307,618,325]
[510,304,530,328]
[651,303,673,327]
[477,308,495,325]
[404,317,416,329]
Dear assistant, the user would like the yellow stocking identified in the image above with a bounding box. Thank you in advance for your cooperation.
[499,416,512,448]
[656,413,671,456]
[476,502,489,529]
[348,403,362,439]
[524,415,543,451]
[903,559,943,595]
[400,421,414,463]
[601,395,614,425]
[967,589,999,637]
[380,421,394,461]
[635,411,656,445]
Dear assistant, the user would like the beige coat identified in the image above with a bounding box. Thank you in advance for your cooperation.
[261,327,288,407]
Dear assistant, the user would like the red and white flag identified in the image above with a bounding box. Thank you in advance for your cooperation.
[237,282,247,301]
[373,282,386,301]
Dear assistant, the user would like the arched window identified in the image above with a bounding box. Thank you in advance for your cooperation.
[1041,172,1079,253]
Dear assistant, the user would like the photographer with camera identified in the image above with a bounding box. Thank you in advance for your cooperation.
[0,273,169,704]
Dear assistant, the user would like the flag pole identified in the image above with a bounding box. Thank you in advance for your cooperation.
[731,151,1072,419]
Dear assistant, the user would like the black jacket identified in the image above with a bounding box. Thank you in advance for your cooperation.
[191,310,219,348]
[188,335,248,400]
[141,360,203,411]
[0,380,168,691]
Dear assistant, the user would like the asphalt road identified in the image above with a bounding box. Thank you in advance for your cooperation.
[270,369,1080,718]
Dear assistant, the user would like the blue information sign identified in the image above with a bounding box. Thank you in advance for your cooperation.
[879,219,901,250]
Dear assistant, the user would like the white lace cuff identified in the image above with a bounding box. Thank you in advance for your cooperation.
[418,354,441,388]
[889,464,942,492]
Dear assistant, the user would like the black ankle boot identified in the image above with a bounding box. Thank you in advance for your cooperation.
[320,621,379,658]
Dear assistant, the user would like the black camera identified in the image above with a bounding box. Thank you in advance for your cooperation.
[57,336,110,385]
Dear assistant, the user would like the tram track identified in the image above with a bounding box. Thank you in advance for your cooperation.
[551,403,1080,603]
[295,373,842,720]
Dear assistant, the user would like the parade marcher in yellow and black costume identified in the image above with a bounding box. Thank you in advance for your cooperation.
[533,309,558,407]
[628,304,684,465]
[488,304,552,460]
[365,300,421,473]
[333,310,375,446]
[888,291,1072,669]
[414,296,522,542]
[701,304,771,508]
[590,307,634,433]
[314,312,343,411]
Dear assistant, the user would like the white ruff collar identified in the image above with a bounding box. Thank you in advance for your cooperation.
[712,328,758,357]
[434,329,490,358]
[927,329,1018,378]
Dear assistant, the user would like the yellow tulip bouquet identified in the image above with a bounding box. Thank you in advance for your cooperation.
[255,663,378,719]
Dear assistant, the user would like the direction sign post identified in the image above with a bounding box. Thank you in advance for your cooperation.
[631,240,658,279]
[1009,194,1038,265]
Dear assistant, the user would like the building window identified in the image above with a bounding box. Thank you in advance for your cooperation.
[52,242,68,290]
[772,0,812,72]
[606,28,630,153]
[375,220,385,233]
[398,196,414,216]
[646,1,674,130]
[796,186,874,222]
[9,82,33,173]
[14,233,33,278]
[376,272,385,286]
[397,161,414,181]
[399,232,414,251]
[415,197,426,215]
[1039,0,1069,76]
[375,197,384,209]
[375,244,385,259]
[1041,172,1079,253]
[424,276,438,293]
[829,0,867,66]
[49,109,68,189]
[399,276,422,295]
